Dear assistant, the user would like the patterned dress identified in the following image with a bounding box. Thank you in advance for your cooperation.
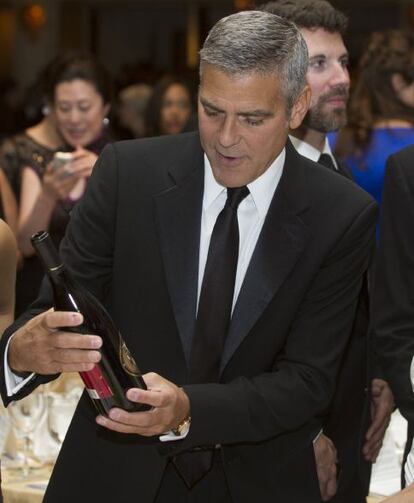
[0,132,109,315]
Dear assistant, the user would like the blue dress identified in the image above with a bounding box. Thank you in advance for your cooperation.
[329,128,414,205]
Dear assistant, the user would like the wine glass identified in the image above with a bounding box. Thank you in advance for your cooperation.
[7,392,46,478]
[47,387,81,446]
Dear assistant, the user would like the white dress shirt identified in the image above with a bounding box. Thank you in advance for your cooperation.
[289,135,338,170]
[198,150,284,311]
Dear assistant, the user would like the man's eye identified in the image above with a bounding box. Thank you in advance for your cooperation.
[245,118,264,127]
[310,58,326,70]
[204,108,218,117]
[340,58,349,68]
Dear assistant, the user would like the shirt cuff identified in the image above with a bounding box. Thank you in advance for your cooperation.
[158,426,191,442]
[159,429,190,443]
[313,429,323,444]
[4,335,35,396]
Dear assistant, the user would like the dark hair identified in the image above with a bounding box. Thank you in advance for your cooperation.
[259,0,348,35]
[44,52,113,105]
[335,30,414,157]
[144,76,193,137]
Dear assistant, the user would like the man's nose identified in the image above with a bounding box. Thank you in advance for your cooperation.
[218,117,240,148]
[330,63,350,87]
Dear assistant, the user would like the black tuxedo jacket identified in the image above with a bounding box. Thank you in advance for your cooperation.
[0,133,376,502]
[373,145,414,477]
[322,157,372,502]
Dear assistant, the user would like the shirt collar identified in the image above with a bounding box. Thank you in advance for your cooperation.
[289,135,337,168]
[203,148,285,219]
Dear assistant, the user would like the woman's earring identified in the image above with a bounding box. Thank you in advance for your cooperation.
[103,117,110,126]
[42,105,50,116]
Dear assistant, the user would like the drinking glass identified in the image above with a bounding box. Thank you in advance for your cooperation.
[7,392,46,478]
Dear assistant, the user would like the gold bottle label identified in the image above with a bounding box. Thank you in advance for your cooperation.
[119,336,140,377]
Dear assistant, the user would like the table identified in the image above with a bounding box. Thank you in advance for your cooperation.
[2,464,51,503]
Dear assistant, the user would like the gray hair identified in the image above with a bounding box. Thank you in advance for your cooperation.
[199,10,308,112]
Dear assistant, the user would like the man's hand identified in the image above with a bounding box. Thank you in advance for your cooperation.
[95,372,190,437]
[363,378,394,462]
[313,433,338,501]
[8,310,102,375]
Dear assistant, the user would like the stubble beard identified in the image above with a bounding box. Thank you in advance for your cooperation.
[303,85,349,133]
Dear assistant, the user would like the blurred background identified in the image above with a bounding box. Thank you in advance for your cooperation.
[0,0,413,138]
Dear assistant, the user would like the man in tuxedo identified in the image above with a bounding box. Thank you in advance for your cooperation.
[373,145,414,488]
[1,11,376,503]
[260,1,394,501]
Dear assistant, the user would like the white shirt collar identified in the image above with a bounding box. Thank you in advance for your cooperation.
[203,148,285,219]
[289,135,337,169]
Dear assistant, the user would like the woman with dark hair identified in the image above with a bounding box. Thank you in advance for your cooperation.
[145,76,194,137]
[6,53,112,314]
[335,30,414,206]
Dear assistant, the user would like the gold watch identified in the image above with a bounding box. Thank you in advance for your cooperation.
[172,416,191,436]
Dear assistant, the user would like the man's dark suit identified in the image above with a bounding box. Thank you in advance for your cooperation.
[373,144,414,483]
[0,132,376,502]
[321,158,372,502]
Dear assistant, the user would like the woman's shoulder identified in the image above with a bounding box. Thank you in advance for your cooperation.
[0,131,55,173]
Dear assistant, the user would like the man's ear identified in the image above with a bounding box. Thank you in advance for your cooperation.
[289,84,311,130]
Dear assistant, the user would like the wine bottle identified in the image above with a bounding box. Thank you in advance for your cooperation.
[31,230,149,416]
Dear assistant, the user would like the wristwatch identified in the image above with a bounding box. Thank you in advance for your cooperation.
[172,416,191,436]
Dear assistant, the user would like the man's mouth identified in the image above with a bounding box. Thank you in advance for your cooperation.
[217,151,242,165]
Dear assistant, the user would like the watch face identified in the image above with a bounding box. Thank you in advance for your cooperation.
[174,417,191,436]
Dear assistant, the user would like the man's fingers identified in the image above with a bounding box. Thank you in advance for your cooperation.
[53,348,101,364]
[141,372,163,388]
[57,362,96,373]
[126,387,166,408]
[108,407,155,427]
[366,412,390,441]
[42,311,83,330]
[323,477,337,501]
[53,333,102,350]
[366,420,381,441]
[96,413,158,436]
[317,466,337,501]
[363,434,384,459]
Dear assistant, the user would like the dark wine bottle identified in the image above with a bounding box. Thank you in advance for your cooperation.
[31,230,149,416]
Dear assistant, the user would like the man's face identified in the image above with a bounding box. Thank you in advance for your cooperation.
[198,64,309,187]
[300,28,350,133]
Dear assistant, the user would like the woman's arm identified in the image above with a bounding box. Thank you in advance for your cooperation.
[0,219,17,334]
[0,169,17,233]
[17,162,82,256]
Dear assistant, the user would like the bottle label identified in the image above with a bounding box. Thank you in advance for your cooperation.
[85,388,100,400]
[80,365,113,399]
[119,338,141,377]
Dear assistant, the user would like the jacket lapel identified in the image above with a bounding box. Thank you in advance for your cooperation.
[221,141,312,372]
[335,157,354,181]
[154,142,204,366]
